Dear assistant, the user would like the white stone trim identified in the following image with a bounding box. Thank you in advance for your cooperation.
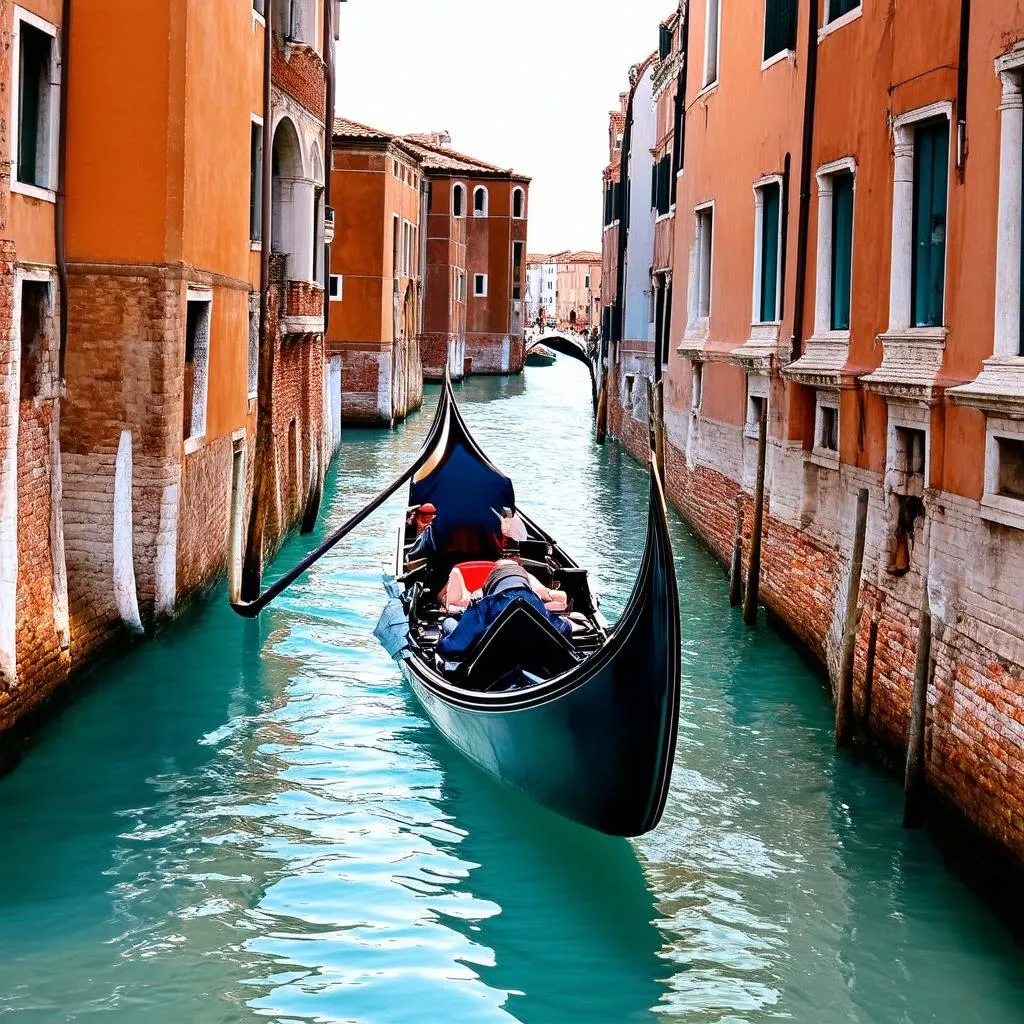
[819,3,862,42]
[993,62,1023,359]
[760,48,794,73]
[751,174,785,328]
[981,416,1024,530]
[813,157,857,336]
[112,430,143,633]
[744,373,770,439]
[810,390,840,470]
[473,273,488,298]
[512,186,526,219]
[0,279,22,684]
[9,5,61,198]
[682,201,715,349]
[691,361,704,414]
[702,0,721,89]
[452,180,467,218]
[885,401,931,491]
[184,290,211,443]
[472,185,489,218]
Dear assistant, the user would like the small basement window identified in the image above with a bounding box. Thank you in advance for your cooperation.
[819,405,838,451]
[691,362,703,412]
[746,394,766,435]
[183,296,211,442]
[892,426,926,492]
[19,280,49,400]
[474,273,488,297]
[996,436,1024,501]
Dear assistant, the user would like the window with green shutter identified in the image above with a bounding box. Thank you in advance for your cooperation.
[830,172,854,331]
[659,24,672,60]
[18,23,52,187]
[759,183,781,323]
[827,0,860,23]
[764,0,797,61]
[911,119,949,328]
[656,156,671,216]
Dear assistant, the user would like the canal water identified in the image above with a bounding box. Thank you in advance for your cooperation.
[1,363,1022,1023]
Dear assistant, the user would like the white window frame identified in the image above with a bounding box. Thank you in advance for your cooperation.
[811,390,840,470]
[329,274,343,301]
[701,0,722,91]
[247,292,260,401]
[812,157,857,340]
[473,185,489,217]
[691,361,704,414]
[685,201,715,339]
[745,374,769,440]
[10,5,60,203]
[751,175,785,327]
[885,402,931,492]
[183,287,213,451]
[982,416,1024,530]
[886,102,953,335]
[512,187,525,219]
[474,273,488,298]
[819,0,863,42]
[452,181,466,218]
[993,51,1024,359]
[249,113,265,250]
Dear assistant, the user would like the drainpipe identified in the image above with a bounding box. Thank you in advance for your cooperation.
[241,0,276,601]
[956,0,971,181]
[56,0,71,381]
[790,0,819,361]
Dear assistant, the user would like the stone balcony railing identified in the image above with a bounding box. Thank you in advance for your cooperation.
[282,278,325,337]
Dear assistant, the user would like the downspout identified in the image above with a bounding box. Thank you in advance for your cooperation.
[956,0,971,182]
[241,0,276,601]
[790,0,819,361]
[56,0,71,381]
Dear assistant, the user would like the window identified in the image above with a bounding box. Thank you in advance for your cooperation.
[585,275,591,288]
[754,181,782,323]
[827,0,860,22]
[474,274,488,297]
[911,119,949,328]
[747,394,766,435]
[513,242,524,301]
[691,363,703,412]
[655,155,671,216]
[473,186,488,217]
[819,404,838,451]
[893,426,927,488]
[329,274,343,301]
[513,188,525,219]
[247,293,259,400]
[393,216,400,277]
[250,120,264,241]
[453,183,465,217]
[764,0,797,61]
[659,23,673,60]
[702,0,721,88]
[253,0,265,15]
[830,171,854,330]
[19,280,49,400]
[183,295,211,443]
[695,205,714,320]
[995,436,1024,500]
[14,15,55,191]
[604,184,615,226]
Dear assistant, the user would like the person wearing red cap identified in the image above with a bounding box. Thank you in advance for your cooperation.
[407,503,436,538]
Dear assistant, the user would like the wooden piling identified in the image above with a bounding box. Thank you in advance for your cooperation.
[652,379,666,480]
[742,402,768,627]
[835,487,869,747]
[728,494,744,607]
[862,605,880,728]
[595,374,608,445]
[903,527,933,828]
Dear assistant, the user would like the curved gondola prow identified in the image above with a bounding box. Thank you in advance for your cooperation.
[228,376,456,618]
[530,334,598,408]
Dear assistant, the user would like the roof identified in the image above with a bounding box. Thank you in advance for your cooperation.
[527,251,601,266]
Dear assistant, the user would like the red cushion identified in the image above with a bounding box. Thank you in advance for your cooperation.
[455,560,499,592]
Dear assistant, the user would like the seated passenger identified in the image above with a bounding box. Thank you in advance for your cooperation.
[496,506,528,544]
[441,558,567,614]
[406,502,436,537]
[437,563,573,662]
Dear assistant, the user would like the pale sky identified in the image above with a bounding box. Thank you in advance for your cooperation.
[335,0,674,255]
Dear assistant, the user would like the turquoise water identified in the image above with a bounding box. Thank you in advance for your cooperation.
[1,363,1022,1023]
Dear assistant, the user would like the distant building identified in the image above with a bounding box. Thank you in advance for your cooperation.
[527,252,601,331]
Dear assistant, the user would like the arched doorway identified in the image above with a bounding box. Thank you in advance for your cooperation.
[271,117,303,275]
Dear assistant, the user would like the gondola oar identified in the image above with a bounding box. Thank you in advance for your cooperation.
[229,380,452,618]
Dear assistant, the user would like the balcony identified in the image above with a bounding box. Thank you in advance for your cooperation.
[282,277,325,337]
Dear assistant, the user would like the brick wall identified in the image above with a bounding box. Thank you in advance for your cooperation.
[606,363,1024,868]
[466,333,524,376]
[272,41,326,121]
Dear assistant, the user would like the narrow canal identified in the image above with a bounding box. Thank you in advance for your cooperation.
[1,363,1022,1023]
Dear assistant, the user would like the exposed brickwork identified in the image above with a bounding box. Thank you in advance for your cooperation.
[272,41,326,121]
[286,279,326,319]
[177,436,233,597]
[420,333,456,380]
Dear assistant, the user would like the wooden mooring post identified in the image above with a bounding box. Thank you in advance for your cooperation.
[861,604,880,728]
[742,402,768,627]
[835,487,869,747]
[903,526,933,828]
[728,494,744,607]
[645,377,666,480]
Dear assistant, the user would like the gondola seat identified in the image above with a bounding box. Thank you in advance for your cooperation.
[462,598,579,691]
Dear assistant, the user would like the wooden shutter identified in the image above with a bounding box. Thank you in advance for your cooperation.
[911,119,949,328]
[830,173,854,331]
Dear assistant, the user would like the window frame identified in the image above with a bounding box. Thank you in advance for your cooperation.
[752,176,784,326]
[982,416,1024,530]
[762,0,798,65]
[452,181,466,218]
[812,157,857,338]
[10,5,59,202]
[993,54,1024,359]
[701,0,722,91]
[183,288,213,449]
[512,187,525,219]
[473,273,488,298]
[249,114,264,245]
[473,185,489,217]
[811,390,841,469]
[688,201,715,331]
[329,274,343,302]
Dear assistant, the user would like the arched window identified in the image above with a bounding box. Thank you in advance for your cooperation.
[473,186,488,217]
[512,187,525,219]
[452,182,465,218]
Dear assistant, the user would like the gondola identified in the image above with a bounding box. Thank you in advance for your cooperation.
[524,344,557,367]
[374,378,681,837]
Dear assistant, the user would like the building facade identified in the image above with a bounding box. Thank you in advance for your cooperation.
[526,252,601,331]
[329,120,425,425]
[0,0,336,742]
[603,0,1024,869]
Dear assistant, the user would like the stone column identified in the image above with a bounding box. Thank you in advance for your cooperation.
[994,71,1023,357]
[888,129,915,331]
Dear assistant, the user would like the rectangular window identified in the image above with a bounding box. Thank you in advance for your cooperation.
[512,242,524,301]
[20,280,49,400]
[696,206,714,319]
[474,274,487,297]
[757,182,782,323]
[17,20,53,188]
[253,0,265,14]
[393,216,400,278]
[763,0,797,61]
[692,363,703,412]
[585,275,591,288]
[828,0,860,22]
[747,394,766,434]
[183,297,211,442]
[703,0,720,87]
[996,436,1024,501]
[894,426,927,482]
[247,294,259,400]
[830,171,854,331]
[656,155,672,215]
[659,24,672,60]
[911,119,949,328]
[329,274,343,301]
[819,405,839,451]
[250,121,263,241]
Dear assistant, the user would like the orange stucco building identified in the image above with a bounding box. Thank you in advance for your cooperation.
[0,0,337,742]
[526,252,601,332]
[329,119,425,425]
[601,0,1024,869]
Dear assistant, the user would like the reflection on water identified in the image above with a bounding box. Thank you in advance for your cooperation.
[0,363,1022,1023]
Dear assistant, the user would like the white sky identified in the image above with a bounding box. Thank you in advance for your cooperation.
[335,0,673,255]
